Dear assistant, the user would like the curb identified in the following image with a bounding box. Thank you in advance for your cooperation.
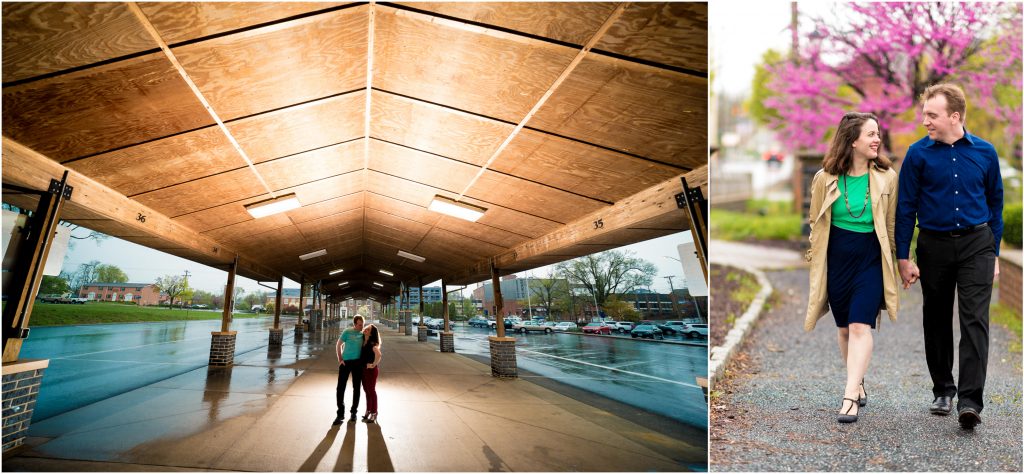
[708,263,773,390]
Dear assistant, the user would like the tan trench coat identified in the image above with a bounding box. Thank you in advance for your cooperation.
[804,165,899,331]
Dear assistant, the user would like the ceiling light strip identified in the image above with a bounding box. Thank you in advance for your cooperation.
[455,3,628,199]
[127,2,276,199]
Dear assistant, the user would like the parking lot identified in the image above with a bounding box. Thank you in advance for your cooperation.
[419,323,709,429]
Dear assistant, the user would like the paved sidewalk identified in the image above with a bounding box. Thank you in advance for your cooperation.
[4,326,706,472]
[710,268,1023,472]
[709,239,807,270]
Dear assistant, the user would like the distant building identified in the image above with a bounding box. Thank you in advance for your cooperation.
[264,288,304,309]
[405,286,443,305]
[79,282,161,306]
[473,275,570,318]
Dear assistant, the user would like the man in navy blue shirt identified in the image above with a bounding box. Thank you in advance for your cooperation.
[896,83,1003,430]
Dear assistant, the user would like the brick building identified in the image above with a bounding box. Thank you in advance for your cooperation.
[78,282,162,306]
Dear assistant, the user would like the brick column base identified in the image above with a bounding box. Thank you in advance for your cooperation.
[295,324,305,338]
[488,336,517,378]
[268,328,283,346]
[417,325,428,342]
[404,321,412,336]
[2,359,49,453]
[209,331,237,367]
[440,332,455,353]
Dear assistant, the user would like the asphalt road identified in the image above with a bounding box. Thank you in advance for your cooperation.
[710,269,1022,472]
[424,325,708,429]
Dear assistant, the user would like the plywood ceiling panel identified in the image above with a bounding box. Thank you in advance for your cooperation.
[370,91,512,167]
[364,228,423,253]
[395,3,615,45]
[366,207,432,241]
[596,2,708,72]
[462,196,561,239]
[493,129,685,202]
[286,192,363,225]
[255,140,363,191]
[433,216,528,250]
[373,8,577,123]
[414,226,507,266]
[364,192,439,227]
[203,213,294,246]
[2,53,211,162]
[2,2,157,83]
[529,54,706,168]
[367,140,479,193]
[295,208,363,244]
[173,6,369,121]
[139,2,348,44]
[134,167,265,218]
[466,171,607,224]
[228,91,366,164]
[65,125,239,197]
[365,170,440,209]
[286,171,366,208]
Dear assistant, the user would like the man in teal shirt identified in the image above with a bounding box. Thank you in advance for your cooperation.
[334,315,365,424]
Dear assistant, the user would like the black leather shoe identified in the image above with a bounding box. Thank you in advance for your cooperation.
[332,416,343,425]
[958,407,981,430]
[837,397,859,423]
[930,396,953,415]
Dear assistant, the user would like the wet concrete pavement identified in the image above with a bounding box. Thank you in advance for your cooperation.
[18,316,299,421]
[710,268,1023,472]
[6,324,707,471]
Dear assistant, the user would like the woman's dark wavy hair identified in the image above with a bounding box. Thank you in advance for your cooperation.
[822,112,892,175]
[367,325,381,347]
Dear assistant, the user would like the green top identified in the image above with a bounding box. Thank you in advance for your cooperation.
[831,173,874,233]
[339,328,364,361]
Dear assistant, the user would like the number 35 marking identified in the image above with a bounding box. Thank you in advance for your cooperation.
[593,219,604,229]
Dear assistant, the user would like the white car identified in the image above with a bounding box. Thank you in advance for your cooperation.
[612,321,636,333]
[681,323,709,338]
[552,322,577,331]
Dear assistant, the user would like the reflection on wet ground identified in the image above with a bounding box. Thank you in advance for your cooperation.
[428,325,708,428]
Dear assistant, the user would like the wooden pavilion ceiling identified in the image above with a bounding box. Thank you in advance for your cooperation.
[2,2,708,301]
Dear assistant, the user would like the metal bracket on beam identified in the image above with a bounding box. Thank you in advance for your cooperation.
[47,178,73,200]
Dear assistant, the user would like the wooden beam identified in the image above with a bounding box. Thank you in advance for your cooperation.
[446,165,707,284]
[2,137,281,281]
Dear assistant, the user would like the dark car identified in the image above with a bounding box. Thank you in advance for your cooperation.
[655,322,678,335]
[467,316,489,328]
[630,323,664,339]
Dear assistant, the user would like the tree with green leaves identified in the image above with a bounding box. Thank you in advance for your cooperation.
[95,264,128,283]
[555,250,658,310]
[154,274,189,309]
[38,275,69,296]
[603,296,640,322]
[528,272,571,320]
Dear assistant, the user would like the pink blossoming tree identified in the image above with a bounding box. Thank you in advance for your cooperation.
[764,2,1022,157]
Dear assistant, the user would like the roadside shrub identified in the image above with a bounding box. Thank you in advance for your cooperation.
[1004,203,1022,248]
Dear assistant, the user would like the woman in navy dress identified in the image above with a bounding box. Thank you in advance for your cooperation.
[805,112,900,423]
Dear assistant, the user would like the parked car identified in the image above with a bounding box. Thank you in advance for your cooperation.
[513,320,554,334]
[502,316,522,329]
[468,316,489,328]
[250,305,266,312]
[192,304,210,309]
[552,322,577,331]
[630,323,664,339]
[664,321,688,333]
[612,321,636,333]
[682,323,709,338]
[655,322,678,335]
[426,318,447,330]
[582,322,612,335]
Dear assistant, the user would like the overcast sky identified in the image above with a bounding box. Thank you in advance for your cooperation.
[711,1,834,96]
[59,225,696,298]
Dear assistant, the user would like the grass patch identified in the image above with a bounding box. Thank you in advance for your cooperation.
[710,199,802,241]
[991,303,1022,354]
[726,271,762,309]
[27,302,270,326]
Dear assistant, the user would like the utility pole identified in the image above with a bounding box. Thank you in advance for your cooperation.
[663,276,680,318]
[183,270,192,320]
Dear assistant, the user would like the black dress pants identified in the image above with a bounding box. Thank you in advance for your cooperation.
[917,227,996,412]
[336,360,364,417]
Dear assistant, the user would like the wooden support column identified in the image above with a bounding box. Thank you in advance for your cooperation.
[269,275,284,346]
[404,285,412,336]
[488,261,516,377]
[417,278,427,342]
[211,256,238,367]
[2,172,71,363]
[440,279,455,353]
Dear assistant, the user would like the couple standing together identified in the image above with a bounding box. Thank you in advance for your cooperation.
[333,315,383,424]
[805,84,1004,429]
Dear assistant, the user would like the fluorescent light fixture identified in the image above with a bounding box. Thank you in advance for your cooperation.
[244,193,300,218]
[299,249,327,260]
[373,282,384,287]
[337,281,349,286]
[379,269,394,276]
[397,250,426,262]
[329,268,344,275]
[428,195,486,222]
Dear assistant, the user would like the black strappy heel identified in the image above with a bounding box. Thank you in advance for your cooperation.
[838,397,859,423]
[858,379,867,407]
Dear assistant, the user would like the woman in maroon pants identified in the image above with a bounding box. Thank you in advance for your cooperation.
[360,324,383,423]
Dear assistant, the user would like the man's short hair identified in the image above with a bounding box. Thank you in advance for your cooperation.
[921,83,967,122]
[353,315,364,324]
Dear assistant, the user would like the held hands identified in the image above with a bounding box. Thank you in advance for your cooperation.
[898,259,920,289]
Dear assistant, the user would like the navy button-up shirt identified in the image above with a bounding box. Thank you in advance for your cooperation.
[896,129,1003,258]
